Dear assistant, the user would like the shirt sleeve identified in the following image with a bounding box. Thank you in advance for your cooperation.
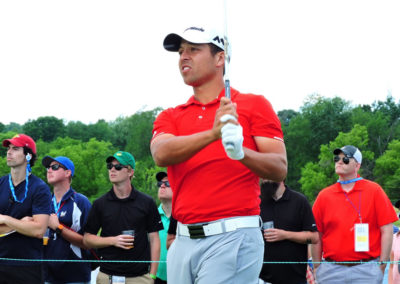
[249,95,284,141]
[300,195,318,232]
[152,108,178,141]
[83,199,102,235]
[168,216,177,235]
[32,181,52,215]
[146,198,164,233]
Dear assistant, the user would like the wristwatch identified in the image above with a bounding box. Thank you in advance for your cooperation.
[55,224,64,235]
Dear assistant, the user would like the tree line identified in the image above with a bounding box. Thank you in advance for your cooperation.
[1,95,399,203]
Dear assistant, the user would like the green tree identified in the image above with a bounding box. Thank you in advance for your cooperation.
[374,139,400,200]
[23,116,66,142]
[32,137,115,200]
[65,121,90,141]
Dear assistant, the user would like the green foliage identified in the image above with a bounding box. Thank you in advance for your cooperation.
[23,116,66,142]
[374,139,400,199]
[133,156,166,204]
[32,137,116,200]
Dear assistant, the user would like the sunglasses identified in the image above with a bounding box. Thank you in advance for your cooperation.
[334,155,351,164]
[157,181,170,187]
[47,164,66,171]
[107,163,128,171]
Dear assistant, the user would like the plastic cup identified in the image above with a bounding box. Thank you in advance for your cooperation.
[122,230,135,249]
[43,228,50,246]
[262,221,274,231]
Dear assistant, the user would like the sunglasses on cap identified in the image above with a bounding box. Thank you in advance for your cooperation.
[157,181,170,187]
[107,163,128,171]
[47,164,67,171]
[334,155,351,164]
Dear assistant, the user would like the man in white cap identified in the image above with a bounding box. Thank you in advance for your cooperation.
[151,25,287,283]
[312,145,398,284]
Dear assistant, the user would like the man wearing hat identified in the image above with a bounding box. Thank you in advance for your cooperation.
[155,171,172,284]
[83,151,163,284]
[42,155,92,284]
[151,25,287,283]
[0,134,52,284]
[312,145,398,284]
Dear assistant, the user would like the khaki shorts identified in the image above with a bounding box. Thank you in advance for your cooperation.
[96,271,153,284]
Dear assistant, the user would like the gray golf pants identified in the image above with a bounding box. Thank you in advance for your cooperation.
[167,227,264,284]
[315,260,384,284]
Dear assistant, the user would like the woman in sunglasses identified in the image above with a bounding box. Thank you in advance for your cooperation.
[312,145,398,284]
[83,150,163,284]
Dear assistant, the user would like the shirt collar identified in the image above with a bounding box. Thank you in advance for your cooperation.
[107,185,137,201]
[181,87,239,107]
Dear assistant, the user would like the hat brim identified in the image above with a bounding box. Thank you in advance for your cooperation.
[156,171,168,182]
[42,156,56,168]
[163,33,183,52]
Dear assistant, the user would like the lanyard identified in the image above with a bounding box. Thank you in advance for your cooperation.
[337,177,363,184]
[8,170,29,203]
[343,191,362,223]
[52,196,66,217]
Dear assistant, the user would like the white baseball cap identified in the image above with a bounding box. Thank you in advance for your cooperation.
[333,145,363,164]
[163,26,226,52]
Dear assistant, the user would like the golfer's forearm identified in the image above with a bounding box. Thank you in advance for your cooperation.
[151,131,218,166]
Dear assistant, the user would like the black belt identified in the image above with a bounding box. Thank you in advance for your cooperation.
[324,257,377,267]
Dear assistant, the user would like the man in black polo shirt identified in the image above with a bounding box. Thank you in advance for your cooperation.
[259,180,319,284]
[83,151,163,284]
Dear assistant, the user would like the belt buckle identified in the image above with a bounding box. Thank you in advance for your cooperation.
[187,224,207,239]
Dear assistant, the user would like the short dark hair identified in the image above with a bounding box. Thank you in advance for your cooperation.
[23,146,37,167]
[208,43,224,56]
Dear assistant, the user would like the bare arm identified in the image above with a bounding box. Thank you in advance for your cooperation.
[166,233,176,249]
[241,137,287,181]
[379,223,393,272]
[311,232,323,269]
[264,229,319,245]
[0,214,48,238]
[151,131,218,167]
[48,214,88,249]
[83,232,133,250]
[151,97,237,167]
[389,249,394,284]
[148,232,161,276]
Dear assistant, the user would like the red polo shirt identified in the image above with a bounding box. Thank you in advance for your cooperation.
[152,88,284,224]
[313,179,398,261]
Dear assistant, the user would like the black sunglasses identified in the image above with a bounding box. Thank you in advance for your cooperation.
[334,155,350,164]
[107,163,128,171]
[157,181,170,187]
[47,164,66,171]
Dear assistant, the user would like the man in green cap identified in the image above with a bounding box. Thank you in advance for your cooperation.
[83,151,163,284]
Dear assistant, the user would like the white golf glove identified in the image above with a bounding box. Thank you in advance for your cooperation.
[220,114,244,160]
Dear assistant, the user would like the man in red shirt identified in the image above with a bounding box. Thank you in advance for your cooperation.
[312,145,398,284]
[151,25,287,284]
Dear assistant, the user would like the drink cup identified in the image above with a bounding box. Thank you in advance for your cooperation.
[43,228,50,246]
[262,221,274,231]
[122,230,135,249]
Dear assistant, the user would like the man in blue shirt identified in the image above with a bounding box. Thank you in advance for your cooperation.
[0,134,51,284]
[42,155,92,284]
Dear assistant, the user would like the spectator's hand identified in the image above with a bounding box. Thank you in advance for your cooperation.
[263,228,286,242]
[220,115,244,160]
[48,214,60,230]
[113,234,134,250]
